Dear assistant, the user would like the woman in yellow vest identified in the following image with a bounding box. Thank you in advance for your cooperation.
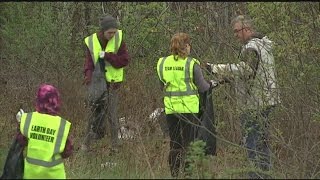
[156,33,217,177]
[82,14,130,152]
[15,84,73,179]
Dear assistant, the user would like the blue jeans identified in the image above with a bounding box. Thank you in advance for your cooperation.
[240,105,275,179]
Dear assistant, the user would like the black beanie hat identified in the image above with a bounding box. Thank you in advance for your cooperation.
[100,15,118,31]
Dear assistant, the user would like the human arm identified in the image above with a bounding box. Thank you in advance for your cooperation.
[158,80,164,91]
[16,130,27,148]
[83,47,94,85]
[207,49,259,79]
[103,41,130,68]
[61,136,73,159]
[193,64,211,93]
[15,109,28,148]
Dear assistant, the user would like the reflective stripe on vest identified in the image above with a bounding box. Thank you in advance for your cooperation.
[157,55,200,114]
[22,113,66,167]
[87,31,121,63]
[85,30,124,82]
[158,56,198,96]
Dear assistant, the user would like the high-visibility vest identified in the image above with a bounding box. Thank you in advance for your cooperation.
[157,55,200,114]
[84,30,124,82]
[20,112,71,179]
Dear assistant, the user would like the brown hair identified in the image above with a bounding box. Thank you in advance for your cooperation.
[170,32,191,60]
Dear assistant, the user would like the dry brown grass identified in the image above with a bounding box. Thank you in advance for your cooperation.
[1,55,320,178]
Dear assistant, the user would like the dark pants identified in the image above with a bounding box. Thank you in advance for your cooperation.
[166,113,199,177]
[84,87,120,148]
[240,105,275,179]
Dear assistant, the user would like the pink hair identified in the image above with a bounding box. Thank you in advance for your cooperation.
[35,84,61,115]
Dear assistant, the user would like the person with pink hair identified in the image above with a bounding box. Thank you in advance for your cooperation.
[15,84,73,179]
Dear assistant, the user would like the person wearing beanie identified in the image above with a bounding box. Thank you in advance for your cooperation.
[82,14,130,153]
[14,84,73,179]
[100,15,119,31]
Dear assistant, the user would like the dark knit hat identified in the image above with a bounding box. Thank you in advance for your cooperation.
[100,15,118,31]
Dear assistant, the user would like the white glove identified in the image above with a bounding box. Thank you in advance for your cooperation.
[206,63,226,74]
[16,109,24,123]
[209,80,219,88]
[99,51,105,59]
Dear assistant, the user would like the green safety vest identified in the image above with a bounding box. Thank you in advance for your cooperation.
[20,112,71,179]
[157,55,200,114]
[84,30,124,82]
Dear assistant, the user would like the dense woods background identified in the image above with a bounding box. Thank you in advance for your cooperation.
[1,2,320,178]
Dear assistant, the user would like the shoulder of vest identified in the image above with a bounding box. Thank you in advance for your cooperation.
[26,112,35,117]
[33,112,62,119]
[189,57,200,65]
[85,33,97,40]
[118,30,123,38]
[61,118,71,124]
[166,55,174,59]
[158,56,168,61]
[46,115,71,126]
[20,112,33,122]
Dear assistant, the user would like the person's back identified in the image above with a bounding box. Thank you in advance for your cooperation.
[157,54,200,114]
[156,32,217,177]
[20,112,71,179]
[15,84,73,179]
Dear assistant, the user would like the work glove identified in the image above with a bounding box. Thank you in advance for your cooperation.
[206,63,214,73]
[16,109,24,123]
[99,51,105,59]
[209,80,219,88]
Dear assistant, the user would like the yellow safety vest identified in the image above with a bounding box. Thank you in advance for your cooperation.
[20,112,71,179]
[157,55,200,114]
[84,30,124,82]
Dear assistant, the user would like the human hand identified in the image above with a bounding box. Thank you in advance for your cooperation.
[104,52,116,63]
[16,109,24,123]
[83,76,91,85]
[209,80,219,88]
[205,62,212,71]
[99,51,105,59]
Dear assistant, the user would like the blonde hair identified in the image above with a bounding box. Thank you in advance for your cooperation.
[170,32,190,60]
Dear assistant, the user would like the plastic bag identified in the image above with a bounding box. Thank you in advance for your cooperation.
[88,58,107,103]
[0,138,24,179]
[198,87,217,156]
